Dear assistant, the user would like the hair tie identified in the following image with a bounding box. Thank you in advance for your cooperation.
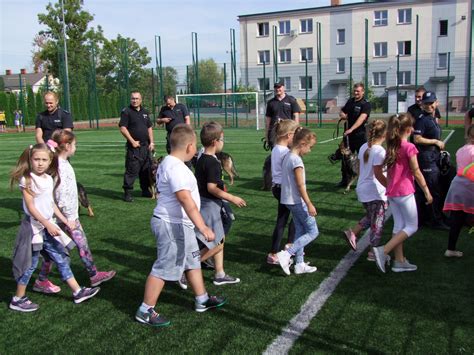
[46,139,58,152]
[29,145,33,150]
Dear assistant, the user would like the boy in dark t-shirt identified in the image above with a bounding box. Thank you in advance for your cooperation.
[194,121,246,286]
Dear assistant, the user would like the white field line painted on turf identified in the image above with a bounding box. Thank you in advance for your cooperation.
[264,130,456,355]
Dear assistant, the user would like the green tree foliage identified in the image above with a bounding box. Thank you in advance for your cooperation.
[0,77,5,91]
[160,66,178,98]
[0,92,8,111]
[35,91,44,114]
[27,86,36,120]
[188,59,224,94]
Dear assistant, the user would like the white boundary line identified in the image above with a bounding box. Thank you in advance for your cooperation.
[264,129,456,355]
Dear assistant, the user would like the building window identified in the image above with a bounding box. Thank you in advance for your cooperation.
[397,41,411,56]
[279,49,291,63]
[397,9,412,24]
[337,29,345,44]
[438,53,447,69]
[374,42,387,57]
[258,50,270,64]
[299,76,313,90]
[374,10,388,26]
[439,20,448,36]
[397,71,411,85]
[258,78,270,91]
[278,77,291,90]
[336,58,345,73]
[300,19,313,33]
[257,22,269,37]
[372,72,387,86]
[300,48,313,62]
[279,20,291,35]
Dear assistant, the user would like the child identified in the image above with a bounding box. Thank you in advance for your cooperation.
[267,119,299,265]
[442,124,474,257]
[33,130,115,294]
[194,121,246,285]
[277,127,319,275]
[10,143,100,312]
[343,119,388,261]
[135,124,226,327]
[373,114,433,273]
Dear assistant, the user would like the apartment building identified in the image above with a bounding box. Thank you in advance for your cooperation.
[238,0,473,113]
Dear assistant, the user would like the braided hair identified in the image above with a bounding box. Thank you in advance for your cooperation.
[363,119,387,163]
[384,113,414,168]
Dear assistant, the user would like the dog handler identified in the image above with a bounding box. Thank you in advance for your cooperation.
[157,95,191,154]
[119,91,155,202]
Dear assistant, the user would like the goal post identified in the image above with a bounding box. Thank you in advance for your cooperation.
[176,92,264,130]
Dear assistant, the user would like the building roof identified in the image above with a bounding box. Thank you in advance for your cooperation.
[0,72,46,91]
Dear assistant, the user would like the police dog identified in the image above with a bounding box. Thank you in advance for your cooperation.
[77,182,94,217]
[149,155,164,199]
[339,141,359,194]
[262,155,272,191]
[216,151,238,185]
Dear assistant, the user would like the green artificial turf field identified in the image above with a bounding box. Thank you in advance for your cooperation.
[0,124,472,354]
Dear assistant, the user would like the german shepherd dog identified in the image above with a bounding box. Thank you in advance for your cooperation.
[148,154,164,199]
[339,140,359,194]
[216,152,239,185]
[262,154,272,191]
[77,182,94,217]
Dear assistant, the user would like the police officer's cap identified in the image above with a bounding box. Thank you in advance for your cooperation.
[274,81,284,88]
[421,91,437,104]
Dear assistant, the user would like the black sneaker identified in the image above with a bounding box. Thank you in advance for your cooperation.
[135,307,171,327]
[195,295,227,312]
[123,191,133,202]
[73,287,100,304]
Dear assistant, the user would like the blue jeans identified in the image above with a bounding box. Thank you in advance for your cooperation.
[17,250,40,285]
[286,203,319,264]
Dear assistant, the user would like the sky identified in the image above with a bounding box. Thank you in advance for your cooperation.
[0,0,358,78]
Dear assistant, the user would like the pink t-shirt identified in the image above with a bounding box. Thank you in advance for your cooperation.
[456,144,474,170]
[386,140,419,197]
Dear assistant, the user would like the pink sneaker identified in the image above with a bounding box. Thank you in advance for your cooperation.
[266,253,279,265]
[343,230,357,251]
[33,279,61,294]
[90,270,116,287]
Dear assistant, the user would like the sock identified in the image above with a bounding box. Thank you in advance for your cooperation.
[215,271,225,279]
[195,293,209,304]
[13,296,22,302]
[73,287,82,296]
[140,302,154,313]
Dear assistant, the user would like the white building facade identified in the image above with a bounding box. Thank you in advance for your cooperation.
[238,0,473,113]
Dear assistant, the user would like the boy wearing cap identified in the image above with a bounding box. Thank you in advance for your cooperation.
[413,91,449,230]
[265,81,300,149]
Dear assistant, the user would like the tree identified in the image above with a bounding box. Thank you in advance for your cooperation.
[27,86,36,120]
[160,66,178,97]
[0,77,4,91]
[188,58,224,94]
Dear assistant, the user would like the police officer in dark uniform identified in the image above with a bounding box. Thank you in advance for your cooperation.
[156,95,191,154]
[265,81,300,149]
[336,83,371,187]
[35,91,73,143]
[408,86,441,124]
[119,91,155,202]
[413,91,449,230]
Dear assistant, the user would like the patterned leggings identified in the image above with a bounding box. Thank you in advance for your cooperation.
[38,220,97,280]
[358,200,387,247]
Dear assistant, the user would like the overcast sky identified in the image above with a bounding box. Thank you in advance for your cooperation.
[0,0,358,76]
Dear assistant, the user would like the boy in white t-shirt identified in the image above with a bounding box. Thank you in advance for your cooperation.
[343,120,388,261]
[135,124,226,327]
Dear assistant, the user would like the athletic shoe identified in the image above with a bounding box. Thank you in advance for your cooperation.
[213,274,240,286]
[9,296,39,312]
[391,259,417,273]
[294,262,317,274]
[33,279,61,294]
[73,287,100,304]
[123,191,133,202]
[372,246,387,273]
[266,253,279,265]
[195,295,227,312]
[178,274,188,290]
[90,270,116,287]
[367,251,375,261]
[444,250,463,258]
[343,229,357,251]
[276,250,292,276]
[135,307,170,327]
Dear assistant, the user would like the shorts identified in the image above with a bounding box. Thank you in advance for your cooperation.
[195,197,225,250]
[150,216,201,281]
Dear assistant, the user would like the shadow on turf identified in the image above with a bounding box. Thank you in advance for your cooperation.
[0,198,23,215]
[81,186,124,201]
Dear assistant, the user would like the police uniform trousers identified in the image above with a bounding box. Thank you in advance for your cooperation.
[123,144,151,193]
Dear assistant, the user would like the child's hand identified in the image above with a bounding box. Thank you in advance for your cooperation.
[308,203,317,217]
[424,191,433,205]
[65,219,77,231]
[232,196,247,208]
[45,222,62,236]
[200,226,215,242]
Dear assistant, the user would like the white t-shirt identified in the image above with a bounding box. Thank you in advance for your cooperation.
[153,155,200,227]
[281,152,305,205]
[271,144,290,185]
[55,157,78,220]
[356,143,387,202]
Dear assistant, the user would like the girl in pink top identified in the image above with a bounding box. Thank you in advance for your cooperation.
[373,114,432,273]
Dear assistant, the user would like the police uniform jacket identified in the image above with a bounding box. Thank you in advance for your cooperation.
[119,105,152,148]
[35,108,74,142]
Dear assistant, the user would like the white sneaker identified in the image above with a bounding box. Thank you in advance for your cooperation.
[373,246,387,273]
[276,250,292,276]
[391,259,417,272]
[444,250,463,258]
[294,262,317,274]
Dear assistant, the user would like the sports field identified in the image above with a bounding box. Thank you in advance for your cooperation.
[0,124,472,354]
